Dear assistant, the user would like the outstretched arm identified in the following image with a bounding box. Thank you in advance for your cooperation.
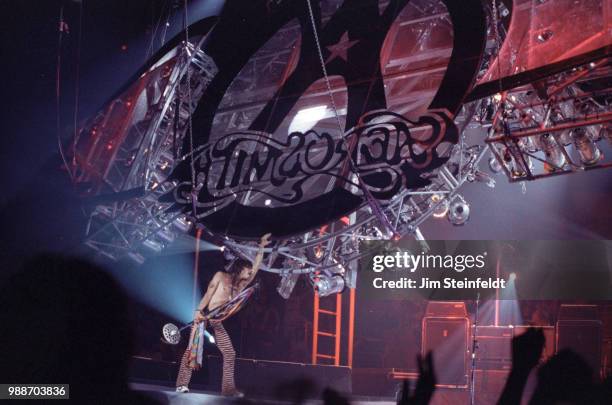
[244,233,271,285]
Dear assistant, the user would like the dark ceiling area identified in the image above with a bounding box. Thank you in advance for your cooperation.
[0,0,175,270]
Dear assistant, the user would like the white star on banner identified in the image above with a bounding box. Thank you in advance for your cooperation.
[325,32,359,64]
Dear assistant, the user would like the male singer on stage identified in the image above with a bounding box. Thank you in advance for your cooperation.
[176,233,271,396]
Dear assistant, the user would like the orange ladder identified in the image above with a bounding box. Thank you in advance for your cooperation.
[311,288,356,367]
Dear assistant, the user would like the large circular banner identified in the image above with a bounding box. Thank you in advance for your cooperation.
[162,0,487,239]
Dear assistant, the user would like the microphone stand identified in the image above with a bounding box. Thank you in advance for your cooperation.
[469,293,480,405]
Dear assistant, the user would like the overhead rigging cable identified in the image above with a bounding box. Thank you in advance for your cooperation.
[146,0,172,61]
[183,0,198,215]
[56,3,74,183]
[71,0,83,177]
[492,0,504,95]
[304,0,397,236]
[160,1,173,46]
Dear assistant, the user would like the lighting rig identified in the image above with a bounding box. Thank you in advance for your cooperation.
[75,37,216,264]
[69,1,611,300]
[485,58,612,182]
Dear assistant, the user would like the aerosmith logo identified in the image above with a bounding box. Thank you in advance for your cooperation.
[163,0,487,238]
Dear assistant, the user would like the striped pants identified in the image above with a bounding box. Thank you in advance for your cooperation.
[176,321,237,395]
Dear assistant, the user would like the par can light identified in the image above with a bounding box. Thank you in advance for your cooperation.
[314,274,345,297]
[448,197,470,226]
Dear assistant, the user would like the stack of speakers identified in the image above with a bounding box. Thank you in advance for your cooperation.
[420,302,606,394]
[421,301,470,388]
[474,325,556,369]
[556,304,603,377]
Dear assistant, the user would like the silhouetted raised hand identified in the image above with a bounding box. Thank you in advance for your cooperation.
[498,328,545,405]
[528,349,594,405]
[512,327,545,371]
[397,351,436,405]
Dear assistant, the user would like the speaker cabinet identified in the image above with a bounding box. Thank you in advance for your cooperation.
[474,369,510,405]
[474,326,512,370]
[425,301,468,317]
[556,320,602,377]
[422,317,469,387]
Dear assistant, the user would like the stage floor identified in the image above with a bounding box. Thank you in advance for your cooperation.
[132,383,395,405]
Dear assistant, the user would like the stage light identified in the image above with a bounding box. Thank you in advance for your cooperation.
[539,133,566,172]
[488,156,503,173]
[536,29,553,43]
[313,274,345,297]
[558,130,573,145]
[521,135,539,153]
[127,252,145,265]
[219,246,225,252]
[173,216,193,233]
[288,105,327,134]
[142,238,163,253]
[156,228,176,244]
[600,125,612,144]
[498,3,510,17]
[264,199,272,206]
[399,204,416,224]
[447,196,470,226]
[572,128,601,165]
[277,272,299,299]
[468,170,496,188]
[305,245,325,263]
[431,194,449,218]
[361,224,384,240]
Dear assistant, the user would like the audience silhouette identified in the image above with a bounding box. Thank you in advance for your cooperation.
[0,254,164,404]
[498,327,610,405]
[1,255,610,404]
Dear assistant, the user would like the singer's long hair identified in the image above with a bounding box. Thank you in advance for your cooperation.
[227,258,251,289]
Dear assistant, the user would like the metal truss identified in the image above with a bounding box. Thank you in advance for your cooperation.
[79,36,217,262]
[71,0,611,299]
[485,57,612,182]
